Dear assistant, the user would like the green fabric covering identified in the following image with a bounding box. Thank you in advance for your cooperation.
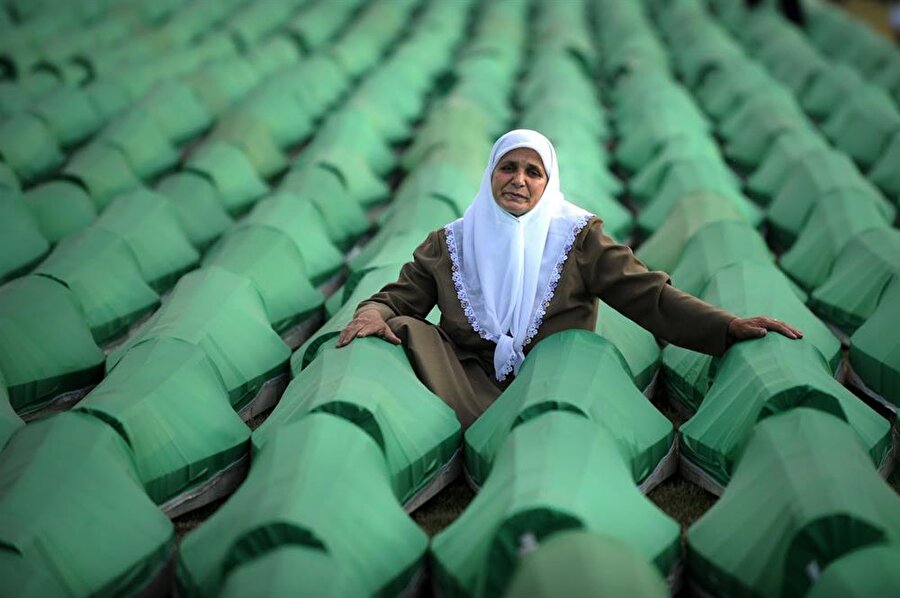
[810,227,900,333]
[821,87,900,169]
[681,334,891,488]
[779,198,888,291]
[77,338,249,504]
[139,79,213,144]
[292,265,404,373]
[326,261,409,319]
[24,180,97,243]
[721,102,809,170]
[305,147,390,208]
[242,191,344,285]
[234,86,313,150]
[663,262,842,412]
[61,143,144,210]
[108,267,290,410]
[0,411,175,596]
[0,373,23,450]
[668,220,787,298]
[219,547,368,598]
[687,408,900,598]
[244,36,301,77]
[849,277,900,407]
[635,160,761,237]
[765,151,890,245]
[186,141,269,215]
[0,275,104,414]
[0,162,18,191]
[286,2,355,51]
[310,109,395,176]
[155,172,234,250]
[594,301,661,391]
[352,209,453,275]
[433,412,680,597]
[0,191,49,282]
[802,63,863,120]
[94,188,199,291]
[178,413,427,597]
[34,227,160,345]
[503,531,669,598]
[203,226,323,331]
[255,339,460,504]
[629,138,725,205]
[29,86,102,147]
[0,551,70,598]
[209,112,287,179]
[616,117,710,175]
[807,544,900,598]
[465,331,672,487]
[279,165,370,248]
[636,193,743,273]
[400,99,493,172]
[868,131,900,203]
[186,57,261,117]
[0,113,63,184]
[84,78,134,121]
[745,130,830,205]
[99,108,180,181]
[391,159,481,216]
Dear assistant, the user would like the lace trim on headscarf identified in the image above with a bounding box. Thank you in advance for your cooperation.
[445,213,593,380]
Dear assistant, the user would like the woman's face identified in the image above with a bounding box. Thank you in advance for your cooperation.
[490,147,548,216]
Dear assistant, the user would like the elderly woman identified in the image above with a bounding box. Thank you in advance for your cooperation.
[337,130,802,428]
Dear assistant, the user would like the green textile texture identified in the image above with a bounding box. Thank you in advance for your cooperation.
[868,131,900,202]
[849,277,900,407]
[0,275,104,414]
[0,113,63,184]
[155,172,234,250]
[465,331,671,487]
[745,131,828,204]
[99,108,180,181]
[0,552,70,598]
[255,339,460,504]
[687,408,900,598]
[139,79,213,144]
[0,412,174,596]
[433,412,680,598]
[209,112,287,179]
[94,188,199,291]
[61,143,144,210]
[178,413,427,597]
[34,227,160,345]
[806,545,900,598]
[24,180,98,243]
[185,141,270,215]
[680,334,892,488]
[0,162,18,191]
[503,531,668,598]
[663,262,841,412]
[809,227,900,334]
[108,267,290,410]
[594,300,661,391]
[242,191,345,285]
[219,547,368,598]
[0,373,23,450]
[204,225,324,332]
[77,338,249,504]
[0,191,49,282]
[29,86,102,147]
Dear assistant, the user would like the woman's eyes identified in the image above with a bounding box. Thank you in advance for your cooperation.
[499,163,543,178]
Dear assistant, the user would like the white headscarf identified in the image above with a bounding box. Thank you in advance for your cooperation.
[444,129,593,380]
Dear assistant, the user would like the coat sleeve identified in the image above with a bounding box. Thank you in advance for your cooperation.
[355,230,441,321]
[577,219,737,356]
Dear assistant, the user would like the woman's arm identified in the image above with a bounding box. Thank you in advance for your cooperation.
[337,231,441,347]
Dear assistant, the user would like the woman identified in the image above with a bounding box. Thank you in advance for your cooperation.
[337,130,802,428]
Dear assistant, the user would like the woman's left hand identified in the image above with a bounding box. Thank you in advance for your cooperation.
[728,316,804,341]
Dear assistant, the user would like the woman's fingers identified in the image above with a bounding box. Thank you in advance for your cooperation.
[729,316,804,342]
[336,317,402,347]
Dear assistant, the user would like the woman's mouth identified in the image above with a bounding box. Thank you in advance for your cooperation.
[503,191,527,200]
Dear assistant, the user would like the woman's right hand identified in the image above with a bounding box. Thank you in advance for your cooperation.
[336,309,402,347]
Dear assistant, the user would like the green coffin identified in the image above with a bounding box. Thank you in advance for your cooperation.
[24,180,97,243]
[76,337,249,504]
[687,408,900,598]
[433,412,680,598]
[0,411,174,596]
[744,130,829,205]
[0,275,104,414]
[255,338,460,504]
[139,79,213,144]
[868,131,900,203]
[185,141,270,215]
[99,108,180,181]
[595,301,661,391]
[29,86,102,147]
[108,267,290,410]
[94,188,199,291]
[0,372,23,450]
[0,113,63,184]
[503,531,668,598]
[849,277,900,408]
[0,190,49,282]
[155,172,234,250]
[680,334,891,489]
[807,545,900,598]
[203,225,324,331]
[465,331,672,488]
[209,112,287,179]
[178,413,427,597]
[61,143,143,210]
[34,227,160,344]
[810,227,900,333]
